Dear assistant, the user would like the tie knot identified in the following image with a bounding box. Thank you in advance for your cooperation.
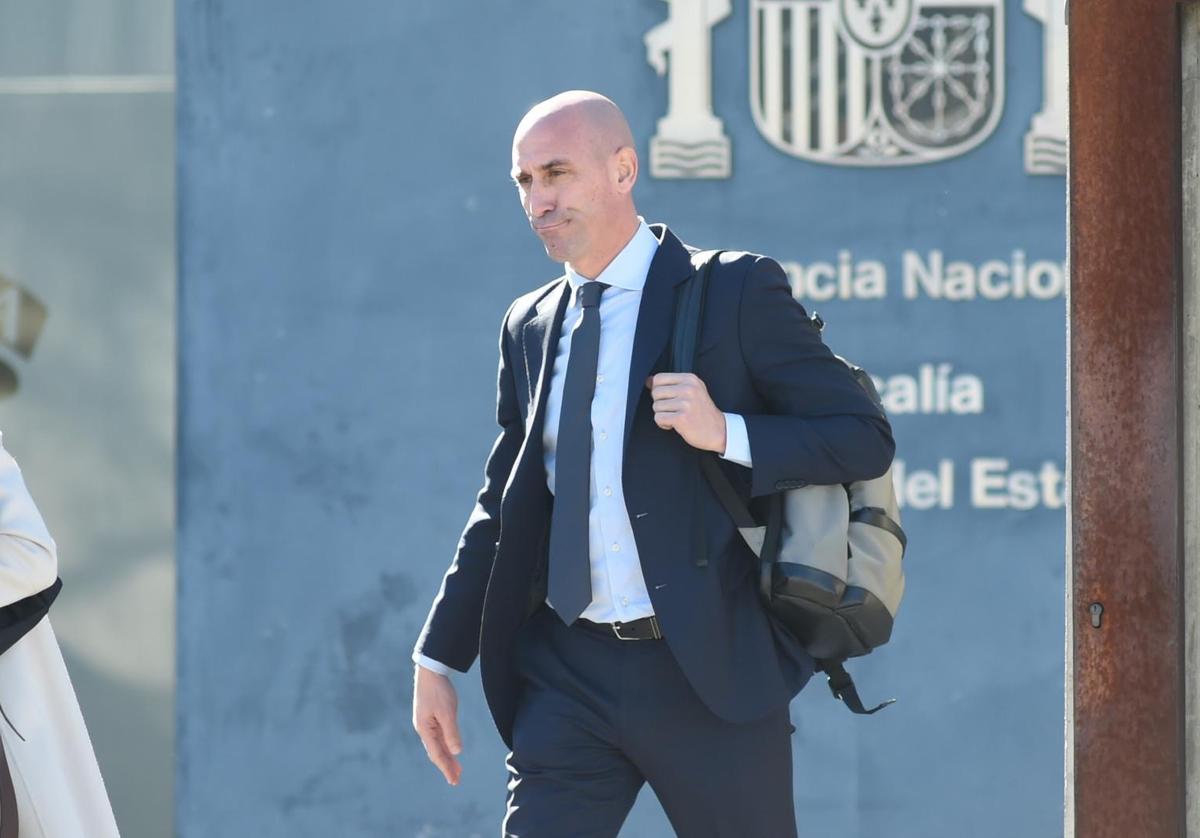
[579,281,608,309]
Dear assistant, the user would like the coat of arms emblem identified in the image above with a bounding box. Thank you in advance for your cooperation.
[645,0,1021,175]
[748,0,1004,166]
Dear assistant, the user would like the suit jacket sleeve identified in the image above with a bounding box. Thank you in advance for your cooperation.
[737,256,895,497]
[0,432,59,608]
[413,301,524,672]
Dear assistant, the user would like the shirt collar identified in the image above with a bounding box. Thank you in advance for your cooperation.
[565,219,659,296]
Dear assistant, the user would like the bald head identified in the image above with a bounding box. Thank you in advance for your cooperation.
[514,91,635,160]
[510,91,641,278]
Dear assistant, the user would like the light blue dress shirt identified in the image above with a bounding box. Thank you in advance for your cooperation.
[416,220,752,675]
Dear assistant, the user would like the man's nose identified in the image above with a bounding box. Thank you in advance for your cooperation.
[527,185,555,217]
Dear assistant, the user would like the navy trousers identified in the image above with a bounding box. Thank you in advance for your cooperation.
[503,606,799,838]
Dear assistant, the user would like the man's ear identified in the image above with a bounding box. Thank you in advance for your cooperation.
[614,146,639,194]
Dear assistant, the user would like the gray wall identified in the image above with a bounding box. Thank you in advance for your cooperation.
[177,2,1066,835]
[0,2,175,836]
[1182,5,1199,834]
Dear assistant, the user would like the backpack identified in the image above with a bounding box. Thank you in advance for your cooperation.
[671,250,906,715]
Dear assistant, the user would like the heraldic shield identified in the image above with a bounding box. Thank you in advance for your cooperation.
[750,0,1005,166]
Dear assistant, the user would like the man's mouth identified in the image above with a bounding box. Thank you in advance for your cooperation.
[534,220,568,233]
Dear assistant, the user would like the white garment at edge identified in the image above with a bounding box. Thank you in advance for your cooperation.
[0,432,120,837]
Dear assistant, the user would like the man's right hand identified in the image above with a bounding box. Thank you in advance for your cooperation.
[413,665,463,785]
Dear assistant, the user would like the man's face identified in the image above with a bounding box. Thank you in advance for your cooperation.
[511,116,615,268]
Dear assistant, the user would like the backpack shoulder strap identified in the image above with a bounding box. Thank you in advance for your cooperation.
[671,250,721,374]
[670,251,760,540]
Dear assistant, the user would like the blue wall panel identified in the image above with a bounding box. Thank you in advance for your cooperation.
[178,2,1065,834]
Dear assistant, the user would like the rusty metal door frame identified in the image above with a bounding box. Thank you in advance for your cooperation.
[1068,1,1188,834]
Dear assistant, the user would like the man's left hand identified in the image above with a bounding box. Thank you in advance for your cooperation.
[646,373,726,454]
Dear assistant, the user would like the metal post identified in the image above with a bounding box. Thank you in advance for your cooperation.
[1180,4,1200,833]
[1068,0,1186,835]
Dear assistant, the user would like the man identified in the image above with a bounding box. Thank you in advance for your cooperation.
[412,91,893,836]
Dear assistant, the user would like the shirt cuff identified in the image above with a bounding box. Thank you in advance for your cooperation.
[720,413,753,468]
[413,652,457,677]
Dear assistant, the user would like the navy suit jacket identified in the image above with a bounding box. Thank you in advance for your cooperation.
[415,224,894,747]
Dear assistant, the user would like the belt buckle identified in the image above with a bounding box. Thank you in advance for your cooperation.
[611,617,662,641]
[610,621,639,641]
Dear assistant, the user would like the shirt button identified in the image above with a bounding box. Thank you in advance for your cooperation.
[596,374,605,383]
[621,596,629,607]
[603,486,612,497]
[599,430,608,441]
[611,543,620,552]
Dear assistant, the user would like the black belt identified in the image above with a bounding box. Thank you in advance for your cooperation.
[576,615,663,641]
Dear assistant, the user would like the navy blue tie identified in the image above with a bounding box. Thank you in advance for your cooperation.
[548,280,608,623]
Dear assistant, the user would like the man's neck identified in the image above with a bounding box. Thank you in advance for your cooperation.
[570,215,641,279]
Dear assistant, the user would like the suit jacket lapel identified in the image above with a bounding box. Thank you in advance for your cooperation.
[623,225,695,456]
[521,278,571,445]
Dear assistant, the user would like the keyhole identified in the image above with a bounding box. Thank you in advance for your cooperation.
[1088,602,1104,628]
